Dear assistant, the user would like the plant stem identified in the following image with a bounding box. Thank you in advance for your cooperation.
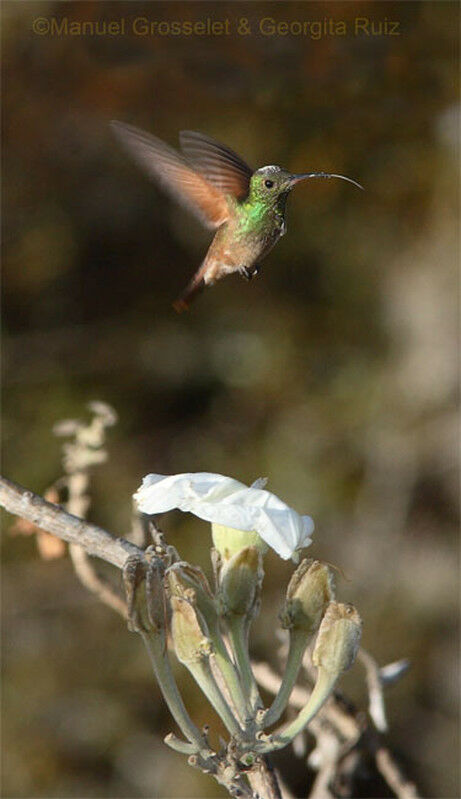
[247,755,283,799]
[164,733,198,754]
[141,631,205,750]
[186,658,243,737]
[227,614,262,713]
[263,668,337,752]
[262,628,309,728]
[208,619,251,724]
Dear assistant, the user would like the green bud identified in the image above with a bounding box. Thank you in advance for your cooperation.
[219,546,263,616]
[312,602,362,675]
[170,596,213,664]
[211,523,268,561]
[280,559,334,633]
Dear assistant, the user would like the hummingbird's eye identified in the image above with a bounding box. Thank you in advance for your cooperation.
[264,180,274,189]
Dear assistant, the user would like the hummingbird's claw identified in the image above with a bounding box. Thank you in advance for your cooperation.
[239,265,260,281]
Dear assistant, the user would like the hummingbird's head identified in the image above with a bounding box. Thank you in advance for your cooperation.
[249,166,294,204]
[249,165,364,205]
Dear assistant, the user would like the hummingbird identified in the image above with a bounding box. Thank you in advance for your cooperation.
[111,121,363,311]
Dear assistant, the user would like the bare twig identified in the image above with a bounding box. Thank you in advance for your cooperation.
[276,772,297,799]
[247,756,283,799]
[130,507,151,548]
[55,403,128,619]
[252,661,421,799]
[0,476,142,569]
[358,647,388,732]
[68,545,128,618]
[375,747,420,799]
[380,659,411,686]
[308,732,338,799]
[66,468,127,617]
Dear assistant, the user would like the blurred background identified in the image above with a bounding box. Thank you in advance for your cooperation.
[2,1,459,796]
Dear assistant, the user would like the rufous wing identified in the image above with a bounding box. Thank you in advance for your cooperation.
[179,130,253,201]
[111,121,230,229]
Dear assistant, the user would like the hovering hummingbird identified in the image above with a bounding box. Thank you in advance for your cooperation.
[111,121,363,311]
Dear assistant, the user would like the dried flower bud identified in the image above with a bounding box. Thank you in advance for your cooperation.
[281,559,334,633]
[124,555,166,634]
[145,558,168,632]
[312,602,362,675]
[211,523,268,561]
[167,565,216,624]
[170,596,212,664]
[219,546,263,616]
[167,569,195,602]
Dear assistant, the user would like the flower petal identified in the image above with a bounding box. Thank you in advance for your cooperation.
[134,472,314,560]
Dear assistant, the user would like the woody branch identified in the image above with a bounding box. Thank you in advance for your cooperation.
[0,475,141,569]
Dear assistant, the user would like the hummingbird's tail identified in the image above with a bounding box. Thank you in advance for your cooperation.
[173,274,206,313]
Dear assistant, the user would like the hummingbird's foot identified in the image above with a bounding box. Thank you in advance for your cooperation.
[239,265,260,281]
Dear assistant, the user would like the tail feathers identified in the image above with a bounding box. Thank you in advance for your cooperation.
[173,275,206,313]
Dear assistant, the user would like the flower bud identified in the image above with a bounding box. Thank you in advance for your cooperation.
[280,559,334,633]
[145,557,169,632]
[123,555,166,634]
[219,546,263,616]
[167,566,218,633]
[211,523,268,561]
[170,596,213,664]
[312,602,362,675]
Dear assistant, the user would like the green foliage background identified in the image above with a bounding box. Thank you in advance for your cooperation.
[2,1,459,797]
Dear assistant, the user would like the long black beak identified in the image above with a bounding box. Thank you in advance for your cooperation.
[290,172,364,190]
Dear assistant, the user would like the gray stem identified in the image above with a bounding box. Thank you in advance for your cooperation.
[141,631,205,750]
[0,475,141,569]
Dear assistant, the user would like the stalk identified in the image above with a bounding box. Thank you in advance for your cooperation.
[185,657,244,738]
[227,614,263,713]
[261,668,337,752]
[141,631,205,750]
[262,628,308,728]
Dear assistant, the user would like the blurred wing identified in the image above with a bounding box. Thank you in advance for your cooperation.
[111,121,229,229]
[180,131,253,201]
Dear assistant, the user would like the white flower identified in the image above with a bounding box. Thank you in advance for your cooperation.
[133,472,314,560]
